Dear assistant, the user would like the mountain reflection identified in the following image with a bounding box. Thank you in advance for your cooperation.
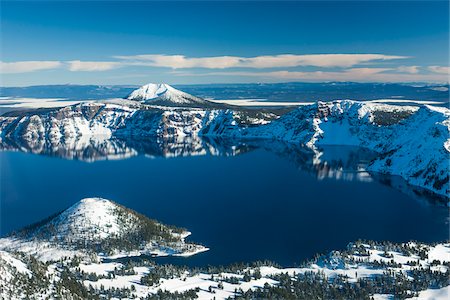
[0,134,446,204]
[0,135,255,162]
[0,134,376,180]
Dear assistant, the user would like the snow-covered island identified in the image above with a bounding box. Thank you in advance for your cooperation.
[0,198,208,263]
[0,197,448,300]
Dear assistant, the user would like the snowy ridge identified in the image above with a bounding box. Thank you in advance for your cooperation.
[0,198,207,262]
[367,105,450,196]
[0,101,135,142]
[0,101,274,145]
[244,100,449,196]
[0,99,448,196]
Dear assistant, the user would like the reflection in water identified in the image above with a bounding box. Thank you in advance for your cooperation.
[0,135,137,162]
[0,135,253,162]
[1,134,374,177]
[0,134,446,204]
[251,142,377,183]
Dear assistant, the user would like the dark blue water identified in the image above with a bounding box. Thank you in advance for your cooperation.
[1,143,448,267]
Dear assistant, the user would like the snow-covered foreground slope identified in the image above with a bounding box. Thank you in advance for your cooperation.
[0,99,448,196]
[1,241,448,299]
[0,198,207,262]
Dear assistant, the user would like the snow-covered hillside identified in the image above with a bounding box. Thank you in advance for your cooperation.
[245,101,449,196]
[127,83,213,107]
[0,98,448,197]
[0,251,81,299]
[0,198,207,262]
[1,240,448,300]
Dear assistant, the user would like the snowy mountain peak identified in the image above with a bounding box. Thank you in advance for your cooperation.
[13,197,139,244]
[54,197,122,239]
[0,197,210,259]
[0,197,208,260]
[127,83,174,100]
[127,82,211,107]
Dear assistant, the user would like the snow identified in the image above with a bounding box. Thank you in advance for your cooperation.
[78,241,450,299]
[127,83,173,100]
[258,264,385,284]
[173,246,210,257]
[0,197,209,262]
[412,286,450,300]
[0,251,31,276]
[1,240,449,299]
[55,197,122,239]
[317,118,360,146]
[366,104,449,196]
[79,262,123,276]
[209,99,312,107]
[374,286,450,300]
[208,98,447,107]
[127,83,207,105]
[0,238,81,262]
[0,97,86,109]
[428,244,450,262]
[367,99,446,105]
[84,266,152,298]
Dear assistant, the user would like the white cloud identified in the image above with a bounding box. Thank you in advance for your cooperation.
[0,61,62,74]
[67,61,123,71]
[397,66,419,74]
[114,54,408,69]
[173,68,448,82]
[118,55,242,69]
[428,66,449,74]
[2,55,446,84]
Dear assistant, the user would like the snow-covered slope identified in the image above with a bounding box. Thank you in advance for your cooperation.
[127,83,212,107]
[0,251,45,299]
[2,240,448,300]
[0,99,448,196]
[367,105,450,196]
[0,198,207,261]
[0,251,31,283]
[0,250,97,299]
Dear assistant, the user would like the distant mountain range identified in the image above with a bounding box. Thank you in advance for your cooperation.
[1,82,449,103]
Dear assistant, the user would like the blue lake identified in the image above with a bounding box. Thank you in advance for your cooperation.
[1,139,448,266]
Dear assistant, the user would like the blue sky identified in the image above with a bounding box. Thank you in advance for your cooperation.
[0,1,448,86]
